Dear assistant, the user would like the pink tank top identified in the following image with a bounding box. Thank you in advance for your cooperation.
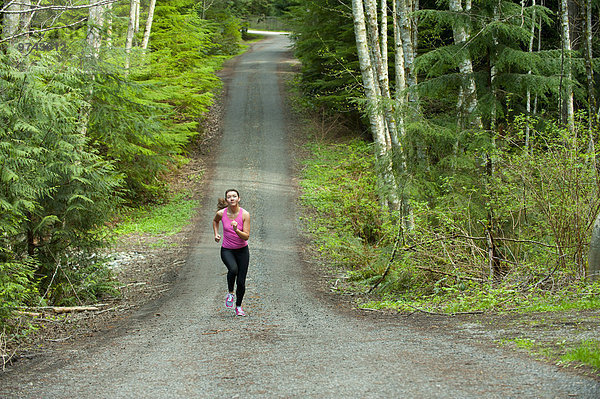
[221,207,247,249]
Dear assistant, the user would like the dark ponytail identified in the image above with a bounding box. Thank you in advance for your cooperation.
[217,198,228,210]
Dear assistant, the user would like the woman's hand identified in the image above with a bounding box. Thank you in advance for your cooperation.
[214,233,221,242]
[230,221,238,230]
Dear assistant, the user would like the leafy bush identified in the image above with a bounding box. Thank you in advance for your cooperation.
[298,112,600,313]
[0,258,38,322]
[43,254,119,307]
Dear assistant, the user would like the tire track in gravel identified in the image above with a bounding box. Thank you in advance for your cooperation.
[1,32,599,399]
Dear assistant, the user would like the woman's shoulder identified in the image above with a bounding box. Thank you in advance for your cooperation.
[216,208,225,217]
[242,208,250,217]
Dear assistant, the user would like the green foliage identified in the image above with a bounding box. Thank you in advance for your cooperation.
[415,0,560,124]
[45,256,120,306]
[0,0,249,333]
[561,340,600,371]
[114,192,199,237]
[0,52,123,318]
[289,0,362,113]
[299,140,393,269]
[298,108,600,313]
[0,258,39,321]
[86,65,192,200]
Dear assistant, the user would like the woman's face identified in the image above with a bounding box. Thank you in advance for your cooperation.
[226,191,239,206]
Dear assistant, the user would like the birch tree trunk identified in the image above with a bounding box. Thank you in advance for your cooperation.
[525,0,537,152]
[352,0,400,209]
[20,0,31,40]
[124,0,137,72]
[393,0,406,103]
[134,0,141,35]
[86,0,105,58]
[106,2,113,48]
[141,0,157,50]
[396,0,418,106]
[352,0,389,153]
[450,0,481,129]
[584,0,595,125]
[560,0,575,132]
[2,0,21,49]
[364,0,398,150]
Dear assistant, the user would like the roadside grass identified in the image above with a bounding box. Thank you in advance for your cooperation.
[561,340,600,371]
[498,338,600,373]
[112,191,199,239]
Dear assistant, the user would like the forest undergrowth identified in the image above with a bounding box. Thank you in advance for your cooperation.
[289,79,600,374]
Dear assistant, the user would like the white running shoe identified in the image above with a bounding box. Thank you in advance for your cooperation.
[235,306,246,316]
[225,293,234,308]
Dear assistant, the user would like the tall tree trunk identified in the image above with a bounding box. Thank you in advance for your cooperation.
[560,0,575,132]
[106,2,113,48]
[392,0,413,227]
[124,0,137,72]
[134,0,141,35]
[584,0,596,171]
[86,0,105,58]
[2,0,21,50]
[525,0,537,152]
[20,0,31,40]
[396,0,418,107]
[141,0,157,50]
[352,0,400,210]
[450,0,481,129]
[588,215,600,281]
[364,0,398,151]
[393,0,406,103]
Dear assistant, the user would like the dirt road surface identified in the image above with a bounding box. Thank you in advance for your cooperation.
[2,33,599,399]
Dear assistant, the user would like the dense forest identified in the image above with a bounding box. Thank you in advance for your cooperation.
[1,0,599,338]
[289,0,600,313]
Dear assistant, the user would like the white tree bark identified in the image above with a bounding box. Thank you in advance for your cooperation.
[584,0,594,123]
[392,0,407,147]
[450,0,481,129]
[352,0,388,151]
[141,0,157,50]
[20,0,31,39]
[525,0,537,151]
[560,0,575,132]
[86,0,105,58]
[396,0,418,107]
[124,0,137,72]
[1,1,120,45]
[106,1,113,48]
[2,0,21,47]
[352,0,400,209]
[134,0,140,35]
[392,0,406,102]
[364,0,397,151]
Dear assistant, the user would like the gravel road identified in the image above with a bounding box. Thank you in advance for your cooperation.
[2,32,599,399]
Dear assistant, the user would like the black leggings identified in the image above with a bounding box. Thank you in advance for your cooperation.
[220,246,249,307]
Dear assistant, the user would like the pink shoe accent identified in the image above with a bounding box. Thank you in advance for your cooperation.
[235,306,246,316]
[225,293,234,308]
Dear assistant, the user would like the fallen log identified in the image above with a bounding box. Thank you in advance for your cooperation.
[22,306,101,314]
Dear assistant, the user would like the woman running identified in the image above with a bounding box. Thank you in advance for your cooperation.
[212,189,251,316]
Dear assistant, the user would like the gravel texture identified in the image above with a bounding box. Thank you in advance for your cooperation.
[1,32,599,399]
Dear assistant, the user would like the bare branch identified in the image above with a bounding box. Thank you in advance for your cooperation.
[0,0,119,14]
[0,17,87,44]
